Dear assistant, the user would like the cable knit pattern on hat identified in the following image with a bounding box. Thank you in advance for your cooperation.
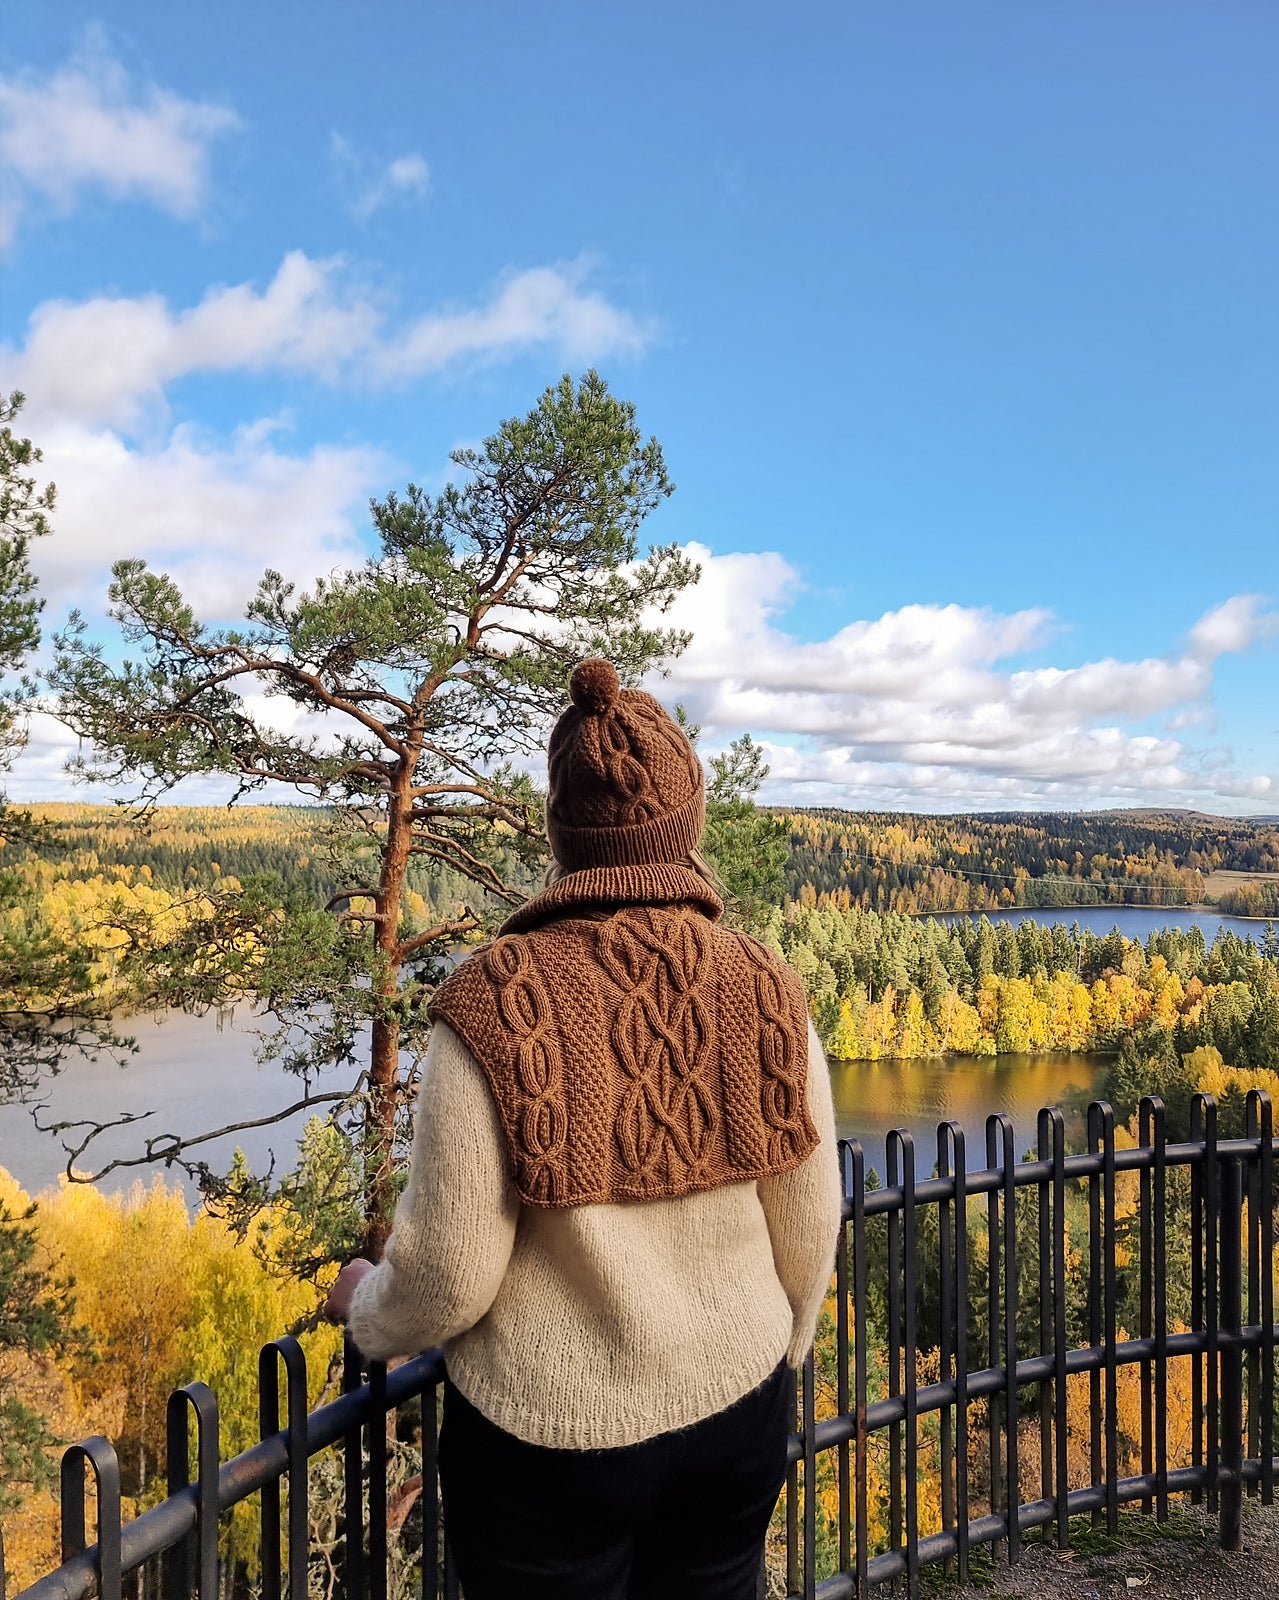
[346,1017,843,1448]
[544,659,706,870]
[428,865,818,1206]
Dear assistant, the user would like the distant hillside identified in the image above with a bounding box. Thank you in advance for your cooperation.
[7,801,1279,921]
[780,808,1279,914]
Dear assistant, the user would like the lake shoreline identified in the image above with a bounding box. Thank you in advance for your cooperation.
[903,902,1275,922]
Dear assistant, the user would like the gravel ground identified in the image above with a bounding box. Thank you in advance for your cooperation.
[915,1499,1279,1600]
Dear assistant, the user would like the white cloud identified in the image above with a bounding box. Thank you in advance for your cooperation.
[652,545,1277,811]
[31,417,389,621]
[378,263,653,377]
[10,253,380,429]
[0,42,239,246]
[1187,595,1279,659]
[5,253,654,429]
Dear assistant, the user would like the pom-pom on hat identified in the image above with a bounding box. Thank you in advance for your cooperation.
[546,659,705,871]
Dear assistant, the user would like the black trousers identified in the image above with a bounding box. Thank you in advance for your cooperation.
[438,1361,790,1600]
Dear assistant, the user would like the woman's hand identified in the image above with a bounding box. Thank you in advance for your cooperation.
[324,1258,376,1325]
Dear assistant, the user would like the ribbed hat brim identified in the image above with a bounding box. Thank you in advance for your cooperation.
[547,787,705,871]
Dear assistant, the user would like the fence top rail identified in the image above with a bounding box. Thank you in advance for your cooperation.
[844,1130,1277,1218]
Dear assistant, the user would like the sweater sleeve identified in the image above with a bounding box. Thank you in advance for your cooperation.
[757,1019,844,1368]
[346,1021,520,1361]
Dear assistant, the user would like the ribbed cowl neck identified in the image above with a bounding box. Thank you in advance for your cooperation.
[499,862,724,936]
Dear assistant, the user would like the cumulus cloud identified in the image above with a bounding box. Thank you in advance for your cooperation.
[0,42,239,247]
[653,546,1277,811]
[31,417,389,621]
[1187,595,1279,659]
[377,262,652,378]
[5,253,654,428]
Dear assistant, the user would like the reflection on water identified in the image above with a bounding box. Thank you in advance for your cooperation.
[830,1051,1105,1173]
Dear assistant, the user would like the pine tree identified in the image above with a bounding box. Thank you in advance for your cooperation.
[52,372,697,1257]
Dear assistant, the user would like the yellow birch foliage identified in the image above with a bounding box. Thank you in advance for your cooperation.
[1188,1049,1279,1105]
[1,1169,342,1593]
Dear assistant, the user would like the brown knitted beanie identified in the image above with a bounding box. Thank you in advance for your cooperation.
[545,659,705,870]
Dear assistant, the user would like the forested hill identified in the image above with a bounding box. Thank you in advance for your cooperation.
[782,808,1279,915]
[7,801,1279,919]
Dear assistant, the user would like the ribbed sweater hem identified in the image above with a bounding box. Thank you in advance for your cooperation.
[443,1337,790,1451]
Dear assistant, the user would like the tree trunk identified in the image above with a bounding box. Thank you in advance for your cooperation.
[361,776,413,1261]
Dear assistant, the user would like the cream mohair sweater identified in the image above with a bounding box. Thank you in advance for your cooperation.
[348,1017,842,1450]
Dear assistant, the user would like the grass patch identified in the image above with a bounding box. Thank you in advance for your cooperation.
[919,1540,996,1594]
[916,1506,1212,1593]
[1064,1504,1206,1559]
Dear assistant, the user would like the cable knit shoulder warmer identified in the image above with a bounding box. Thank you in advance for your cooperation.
[347,1018,843,1449]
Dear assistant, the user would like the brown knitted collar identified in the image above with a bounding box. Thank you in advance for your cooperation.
[500,862,723,936]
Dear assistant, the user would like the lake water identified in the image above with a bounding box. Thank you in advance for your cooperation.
[936,905,1271,944]
[0,1008,338,1201]
[829,1051,1102,1174]
[0,1012,1107,1198]
[0,906,1261,1200]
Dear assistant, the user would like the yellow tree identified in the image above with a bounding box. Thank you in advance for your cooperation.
[35,1177,195,1499]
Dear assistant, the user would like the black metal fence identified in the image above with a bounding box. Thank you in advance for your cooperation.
[16,1090,1278,1600]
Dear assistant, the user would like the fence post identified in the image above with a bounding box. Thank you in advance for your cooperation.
[1219,1155,1244,1552]
[60,1439,122,1600]
[165,1385,219,1600]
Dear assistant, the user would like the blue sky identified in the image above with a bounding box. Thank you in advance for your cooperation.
[2,1,1276,812]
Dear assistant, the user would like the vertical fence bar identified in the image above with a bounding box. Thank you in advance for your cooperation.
[1191,1096,1206,1505]
[1099,1103,1119,1533]
[997,1115,1019,1565]
[836,1142,854,1578]
[259,1339,308,1600]
[367,1361,389,1600]
[1152,1099,1168,1522]
[165,1386,219,1600]
[1040,1107,1069,1551]
[785,1365,799,1597]
[1203,1097,1220,1512]
[162,1401,192,1600]
[61,1439,122,1600]
[889,1131,919,1598]
[1247,1094,1262,1498]
[937,1126,955,1574]
[1036,1112,1053,1512]
[986,1118,1003,1552]
[342,1336,366,1600]
[1139,1097,1169,1521]
[1139,1098,1155,1515]
[1247,1091,1274,1506]
[259,1360,281,1600]
[887,1136,903,1557]
[1220,1155,1244,1551]
[950,1127,971,1584]
[1087,1102,1104,1527]
[850,1140,869,1600]
[802,1346,818,1600]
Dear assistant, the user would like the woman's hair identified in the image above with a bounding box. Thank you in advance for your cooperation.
[543,848,728,901]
